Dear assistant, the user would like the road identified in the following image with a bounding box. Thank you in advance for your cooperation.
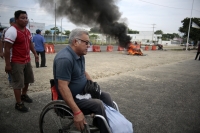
[0,59,199,133]
[54,44,185,53]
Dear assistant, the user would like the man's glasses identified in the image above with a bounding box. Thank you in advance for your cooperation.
[76,38,90,45]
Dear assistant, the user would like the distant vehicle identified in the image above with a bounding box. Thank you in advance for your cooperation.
[182,43,193,46]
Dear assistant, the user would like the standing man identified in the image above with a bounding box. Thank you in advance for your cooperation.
[32,29,47,68]
[4,10,39,112]
[195,41,200,60]
[53,28,114,133]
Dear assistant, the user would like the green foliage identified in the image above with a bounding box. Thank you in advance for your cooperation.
[162,34,174,41]
[89,34,99,44]
[50,27,60,35]
[45,30,51,35]
[179,17,200,44]
[162,33,181,41]
[128,29,139,34]
[64,30,71,36]
[154,30,163,34]
[89,34,98,39]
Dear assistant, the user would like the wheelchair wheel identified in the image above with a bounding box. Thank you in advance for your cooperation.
[39,100,90,133]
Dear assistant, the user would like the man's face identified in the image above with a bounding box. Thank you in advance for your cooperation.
[75,33,90,56]
[16,13,28,28]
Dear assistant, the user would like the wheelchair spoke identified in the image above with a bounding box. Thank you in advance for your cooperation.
[40,104,79,133]
[50,110,63,131]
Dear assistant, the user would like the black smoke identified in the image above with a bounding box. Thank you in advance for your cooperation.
[38,0,131,48]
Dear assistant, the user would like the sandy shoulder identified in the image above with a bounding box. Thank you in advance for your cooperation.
[0,50,195,99]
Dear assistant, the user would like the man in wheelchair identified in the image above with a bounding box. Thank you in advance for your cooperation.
[53,28,115,133]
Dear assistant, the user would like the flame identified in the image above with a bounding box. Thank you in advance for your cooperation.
[127,43,143,55]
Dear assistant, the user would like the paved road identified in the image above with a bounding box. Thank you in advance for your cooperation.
[0,59,199,133]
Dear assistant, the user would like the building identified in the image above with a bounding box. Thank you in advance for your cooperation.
[128,31,162,44]
[89,31,162,45]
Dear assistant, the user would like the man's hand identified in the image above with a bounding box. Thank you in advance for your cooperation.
[34,53,39,62]
[0,52,4,59]
[73,112,87,131]
[5,64,12,74]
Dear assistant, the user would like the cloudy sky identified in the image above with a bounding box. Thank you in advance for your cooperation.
[0,0,199,34]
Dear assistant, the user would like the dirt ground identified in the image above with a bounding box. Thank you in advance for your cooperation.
[0,49,196,99]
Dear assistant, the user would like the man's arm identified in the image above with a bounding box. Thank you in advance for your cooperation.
[4,42,12,73]
[85,71,92,81]
[0,40,3,58]
[58,79,86,131]
[30,41,39,62]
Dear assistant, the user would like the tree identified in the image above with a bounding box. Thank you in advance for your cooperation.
[45,30,51,35]
[162,33,174,41]
[89,34,98,44]
[179,17,200,45]
[162,33,181,41]
[154,30,163,34]
[172,33,180,38]
[89,34,98,39]
[128,29,139,34]
[50,27,60,35]
[64,30,71,36]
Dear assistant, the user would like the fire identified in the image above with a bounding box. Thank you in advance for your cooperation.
[127,43,143,55]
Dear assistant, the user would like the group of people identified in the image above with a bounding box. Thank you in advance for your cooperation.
[0,10,124,133]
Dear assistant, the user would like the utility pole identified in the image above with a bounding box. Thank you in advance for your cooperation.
[55,2,56,44]
[61,18,63,42]
[152,24,156,43]
[186,0,194,51]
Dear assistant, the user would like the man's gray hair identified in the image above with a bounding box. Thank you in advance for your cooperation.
[69,28,89,45]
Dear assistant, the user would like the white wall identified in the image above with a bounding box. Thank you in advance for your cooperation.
[29,22,45,34]
[90,31,162,44]
[161,41,171,45]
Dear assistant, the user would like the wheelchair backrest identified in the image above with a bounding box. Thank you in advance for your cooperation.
[50,79,58,100]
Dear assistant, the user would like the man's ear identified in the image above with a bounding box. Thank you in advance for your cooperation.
[75,39,80,46]
[73,39,78,46]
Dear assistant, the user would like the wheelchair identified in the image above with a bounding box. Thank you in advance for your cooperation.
[39,79,119,133]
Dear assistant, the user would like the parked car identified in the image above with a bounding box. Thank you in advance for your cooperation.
[181,43,193,46]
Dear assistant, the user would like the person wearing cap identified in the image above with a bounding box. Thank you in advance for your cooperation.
[0,18,15,57]
[0,27,4,58]
[32,29,46,68]
[0,17,16,85]
[4,10,39,113]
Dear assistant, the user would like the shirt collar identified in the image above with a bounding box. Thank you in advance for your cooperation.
[66,45,80,60]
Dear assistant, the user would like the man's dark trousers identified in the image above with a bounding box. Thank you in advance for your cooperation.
[36,50,46,67]
[195,52,200,60]
[74,92,114,133]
